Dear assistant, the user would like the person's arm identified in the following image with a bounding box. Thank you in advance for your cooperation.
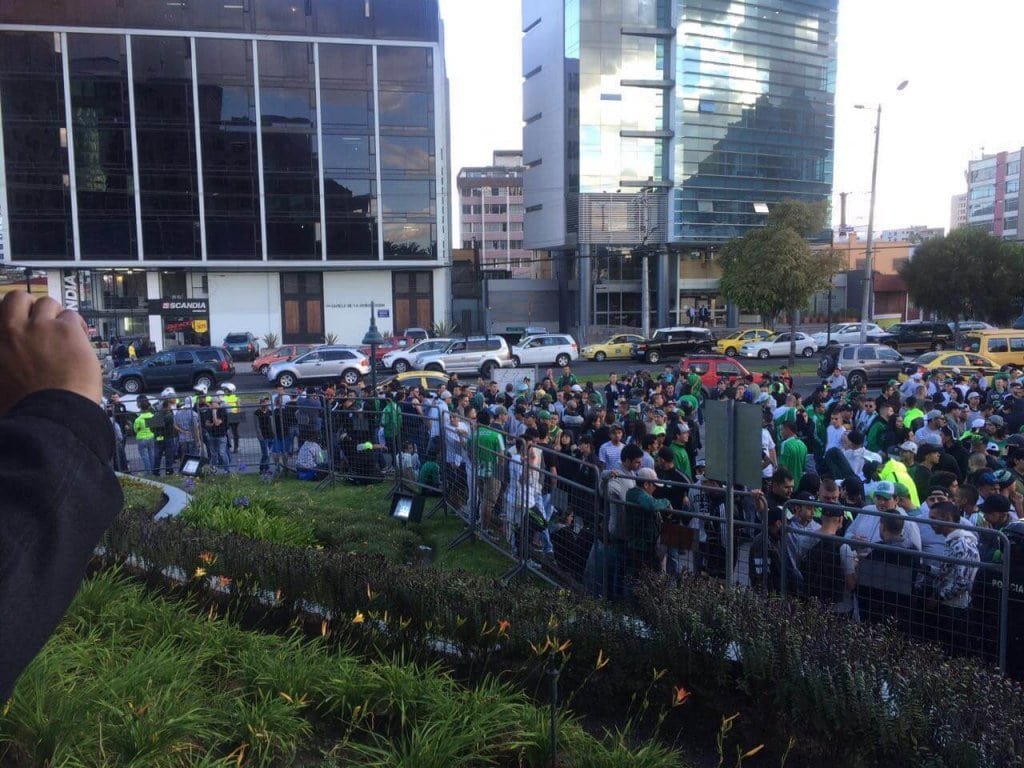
[0,292,122,702]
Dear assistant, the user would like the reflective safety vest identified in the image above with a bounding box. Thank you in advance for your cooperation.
[224,393,240,414]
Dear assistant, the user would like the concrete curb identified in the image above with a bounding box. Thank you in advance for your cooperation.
[116,472,191,520]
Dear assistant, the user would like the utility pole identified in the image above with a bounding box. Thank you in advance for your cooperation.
[639,182,656,338]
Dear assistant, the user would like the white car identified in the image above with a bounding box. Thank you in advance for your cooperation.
[740,332,818,359]
[381,337,452,373]
[511,333,579,367]
[811,322,888,347]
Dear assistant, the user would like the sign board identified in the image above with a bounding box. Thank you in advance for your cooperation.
[490,366,539,394]
[377,308,390,318]
[147,298,209,315]
[703,399,764,489]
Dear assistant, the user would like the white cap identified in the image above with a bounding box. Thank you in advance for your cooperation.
[214,390,225,396]
[223,382,236,393]
[160,387,177,398]
[971,418,986,429]
[571,384,583,392]
[193,384,208,395]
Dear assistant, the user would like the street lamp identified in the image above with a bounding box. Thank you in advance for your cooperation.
[362,301,384,391]
[856,79,909,344]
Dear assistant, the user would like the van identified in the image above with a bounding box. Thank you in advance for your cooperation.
[961,330,1024,368]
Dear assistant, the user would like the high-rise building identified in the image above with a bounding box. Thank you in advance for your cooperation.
[522,0,837,334]
[949,192,968,232]
[965,148,1021,241]
[0,1,451,349]
[457,150,530,278]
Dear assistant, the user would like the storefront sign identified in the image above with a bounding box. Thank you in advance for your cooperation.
[62,270,79,311]
[147,298,209,315]
[377,308,390,318]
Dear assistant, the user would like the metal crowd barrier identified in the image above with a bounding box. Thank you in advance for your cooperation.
[779,499,1013,674]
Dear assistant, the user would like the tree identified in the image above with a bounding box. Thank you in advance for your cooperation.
[899,228,1024,328]
[718,200,843,366]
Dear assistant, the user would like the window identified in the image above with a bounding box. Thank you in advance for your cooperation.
[717,363,740,376]
[943,354,966,366]
[1005,216,1019,231]
[1010,338,1024,353]
[858,347,876,360]
[1007,179,1020,195]
[175,352,194,365]
[988,338,1009,354]
[878,348,901,361]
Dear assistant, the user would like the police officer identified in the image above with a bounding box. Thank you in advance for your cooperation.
[222,382,241,452]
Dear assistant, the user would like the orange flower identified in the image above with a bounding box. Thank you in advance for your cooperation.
[497,619,511,635]
[193,567,207,579]
[352,610,366,624]
[742,745,765,759]
[198,551,216,565]
[672,685,691,707]
[320,620,329,637]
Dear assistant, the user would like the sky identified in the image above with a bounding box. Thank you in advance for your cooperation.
[437,0,1024,235]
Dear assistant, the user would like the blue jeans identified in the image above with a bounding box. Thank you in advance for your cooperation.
[136,438,155,474]
[258,437,273,474]
[211,436,230,470]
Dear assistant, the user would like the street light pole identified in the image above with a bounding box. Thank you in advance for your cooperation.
[857,79,908,344]
[639,183,655,338]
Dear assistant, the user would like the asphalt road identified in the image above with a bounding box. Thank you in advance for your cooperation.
[226,356,824,395]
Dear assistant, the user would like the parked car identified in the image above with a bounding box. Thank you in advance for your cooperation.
[948,320,995,333]
[222,331,261,362]
[109,346,235,394]
[359,335,415,362]
[810,322,888,347]
[414,336,514,377]
[713,328,773,357]
[379,370,451,393]
[403,327,431,341]
[678,355,752,392]
[816,343,906,388]
[868,321,953,353]
[631,327,714,363]
[581,333,646,361]
[266,346,370,388]
[251,344,316,375]
[739,331,817,359]
[903,351,1001,379]
[382,337,453,373]
[961,330,1024,368]
[511,333,579,367]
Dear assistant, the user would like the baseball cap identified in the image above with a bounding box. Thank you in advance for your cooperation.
[981,494,1012,516]
[887,379,900,387]
[967,391,981,400]
[893,482,912,498]
[993,469,1015,487]
[925,409,943,421]
[989,415,1006,427]
[873,480,895,499]
[538,410,552,420]
[571,384,583,392]
[987,442,1001,454]
[676,422,690,433]
[610,422,624,431]
[898,440,918,454]
[636,467,661,484]
[978,471,998,486]
[160,387,177,398]
[971,418,986,429]
[792,491,816,504]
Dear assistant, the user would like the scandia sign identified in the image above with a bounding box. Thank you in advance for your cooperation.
[61,270,79,311]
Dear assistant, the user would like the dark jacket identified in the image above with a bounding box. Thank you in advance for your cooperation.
[0,390,123,701]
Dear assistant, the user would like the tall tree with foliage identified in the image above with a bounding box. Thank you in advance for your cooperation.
[898,228,1024,329]
[718,199,844,366]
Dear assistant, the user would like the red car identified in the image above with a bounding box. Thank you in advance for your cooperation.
[251,344,316,375]
[678,354,752,390]
[358,335,415,362]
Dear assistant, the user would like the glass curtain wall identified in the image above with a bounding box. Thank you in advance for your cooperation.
[259,40,321,260]
[319,44,377,261]
[68,33,138,260]
[132,35,201,259]
[196,37,261,259]
[377,46,435,260]
[0,31,73,259]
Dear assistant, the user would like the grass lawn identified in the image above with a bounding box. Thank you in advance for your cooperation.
[0,571,682,767]
[172,474,514,579]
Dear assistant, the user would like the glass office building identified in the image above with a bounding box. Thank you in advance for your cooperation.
[522,0,836,332]
[0,1,450,347]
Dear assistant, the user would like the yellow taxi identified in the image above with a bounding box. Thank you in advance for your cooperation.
[714,328,773,357]
[899,351,1002,381]
[378,370,451,393]
[580,333,646,361]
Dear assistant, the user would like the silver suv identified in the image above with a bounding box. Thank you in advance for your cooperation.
[381,337,452,373]
[414,336,514,377]
[266,346,370,387]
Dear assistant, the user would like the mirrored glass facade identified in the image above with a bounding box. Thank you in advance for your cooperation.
[0,0,445,266]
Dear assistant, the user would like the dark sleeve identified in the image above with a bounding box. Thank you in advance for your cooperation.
[0,390,123,701]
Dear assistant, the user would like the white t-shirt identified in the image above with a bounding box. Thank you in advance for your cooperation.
[762,428,776,478]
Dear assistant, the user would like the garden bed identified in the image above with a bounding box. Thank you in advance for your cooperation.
[0,571,682,767]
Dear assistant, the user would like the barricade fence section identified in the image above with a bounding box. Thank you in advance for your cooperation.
[779,500,1012,673]
[110,394,1020,673]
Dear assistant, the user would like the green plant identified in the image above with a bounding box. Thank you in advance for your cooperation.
[179,486,316,547]
[325,332,339,344]
[430,320,459,337]
[261,332,279,349]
